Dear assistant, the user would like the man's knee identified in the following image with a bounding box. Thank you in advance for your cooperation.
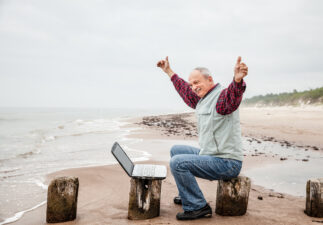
[170,155,181,171]
[170,145,181,157]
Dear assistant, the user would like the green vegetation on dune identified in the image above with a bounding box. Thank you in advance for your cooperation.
[243,87,323,106]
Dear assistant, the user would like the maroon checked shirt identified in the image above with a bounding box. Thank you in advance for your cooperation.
[171,74,246,115]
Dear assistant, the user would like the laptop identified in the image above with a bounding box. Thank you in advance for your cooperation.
[111,142,167,180]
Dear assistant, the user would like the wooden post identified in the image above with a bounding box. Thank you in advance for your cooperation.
[216,176,251,216]
[128,178,162,220]
[46,176,79,223]
[305,178,323,218]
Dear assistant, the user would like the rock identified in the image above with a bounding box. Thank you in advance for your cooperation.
[216,176,251,216]
[128,178,162,220]
[46,176,79,223]
[305,178,323,218]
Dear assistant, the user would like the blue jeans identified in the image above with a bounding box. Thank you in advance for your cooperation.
[169,145,242,211]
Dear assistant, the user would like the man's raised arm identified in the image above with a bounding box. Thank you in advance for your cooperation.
[216,56,248,115]
[157,56,200,109]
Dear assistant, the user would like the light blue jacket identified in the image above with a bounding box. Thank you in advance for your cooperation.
[196,84,243,161]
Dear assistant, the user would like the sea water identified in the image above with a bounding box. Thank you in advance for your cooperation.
[0,107,179,224]
[242,138,323,197]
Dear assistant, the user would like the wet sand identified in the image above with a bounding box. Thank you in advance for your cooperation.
[10,106,323,225]
[240,106,323,150]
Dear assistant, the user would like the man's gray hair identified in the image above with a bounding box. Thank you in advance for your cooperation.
[194,67,212,78]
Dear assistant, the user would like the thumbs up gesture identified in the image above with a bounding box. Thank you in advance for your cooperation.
[157,56,175,78]
[234,56,248,83]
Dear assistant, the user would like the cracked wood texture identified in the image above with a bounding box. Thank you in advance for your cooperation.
[46,176,79,223]
[305,178,323,218]
[128,178,162,220]
[216,176,251,216]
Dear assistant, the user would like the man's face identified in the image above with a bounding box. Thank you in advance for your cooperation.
[188,70,214,98]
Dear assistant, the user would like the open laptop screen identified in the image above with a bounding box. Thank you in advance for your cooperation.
[111,142,134,177]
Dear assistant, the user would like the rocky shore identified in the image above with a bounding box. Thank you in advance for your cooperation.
[137,112,322,152]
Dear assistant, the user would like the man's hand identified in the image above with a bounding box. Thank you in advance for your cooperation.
[157,56,175,78]
[234,56,248,83]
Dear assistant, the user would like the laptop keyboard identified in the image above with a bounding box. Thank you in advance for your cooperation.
[144,165,156,177]
[136,165,155,177]
[132,164,167,178]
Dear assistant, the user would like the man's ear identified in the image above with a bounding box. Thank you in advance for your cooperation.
[208,76,213,83]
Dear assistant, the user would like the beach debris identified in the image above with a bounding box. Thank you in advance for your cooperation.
[249,138,262,144]
[280,157,288,161]
[305,178,323,218]
[128,178,162,220]
[257,196,263,200]
[216,176,251,216]
[263,136,275,142]
[140,113,198,138]
[302,159,309,162]
[46,176,79,223]
[268,192,284,198]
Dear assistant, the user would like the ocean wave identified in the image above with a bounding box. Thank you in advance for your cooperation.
[0,145,41,161]
[45,135,55,142]
[0,167,23,180]
[0,201,46,225]
[53,119,126,138]
[30,178,48,190]
[122,144,152,159]
[0,167,21,174]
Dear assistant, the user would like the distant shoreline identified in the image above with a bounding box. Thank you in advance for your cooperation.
[243,86,323,106]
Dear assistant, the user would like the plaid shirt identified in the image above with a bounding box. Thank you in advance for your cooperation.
[171,74,246,115]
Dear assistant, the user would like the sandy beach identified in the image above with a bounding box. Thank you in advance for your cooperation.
[9,106,323,225]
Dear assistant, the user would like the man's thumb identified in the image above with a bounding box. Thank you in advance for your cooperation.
[236,56,241,65]
[166,56,169,62]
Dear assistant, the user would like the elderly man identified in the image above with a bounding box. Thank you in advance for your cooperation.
[157,56,248,220]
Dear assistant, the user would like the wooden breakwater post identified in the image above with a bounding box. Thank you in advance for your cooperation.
[128,178,162,220]
[46,176,79,223]
[305,178,323,218]
[216,176,251,216]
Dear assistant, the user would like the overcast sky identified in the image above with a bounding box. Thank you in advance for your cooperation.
[0,0,322,110]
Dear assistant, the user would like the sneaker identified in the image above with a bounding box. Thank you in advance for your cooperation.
[173,196,182,205]
[176,204,212,220]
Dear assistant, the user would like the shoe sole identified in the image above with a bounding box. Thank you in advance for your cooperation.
[176,212,212,220]
[202,213,212,218]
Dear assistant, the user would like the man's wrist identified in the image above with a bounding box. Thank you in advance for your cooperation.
[166,69,175,78]
[234,77,242,83]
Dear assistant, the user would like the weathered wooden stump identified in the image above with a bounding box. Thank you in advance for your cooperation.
[305,178,323,218]
[128,178,162,220]
[216,176,251,216]
[46,176,79,223]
